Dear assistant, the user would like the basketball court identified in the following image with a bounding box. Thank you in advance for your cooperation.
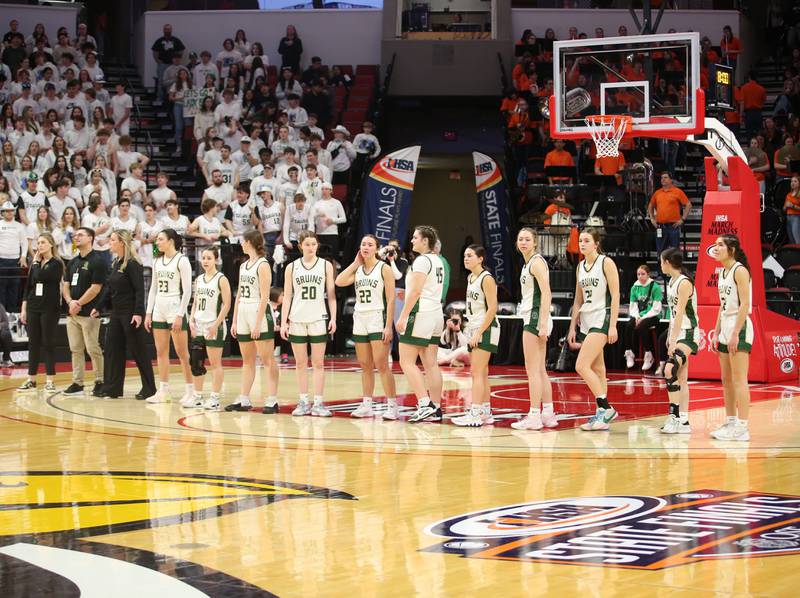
[1,360,799,597]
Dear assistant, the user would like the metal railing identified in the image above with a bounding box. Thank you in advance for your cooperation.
[124,78,159,182]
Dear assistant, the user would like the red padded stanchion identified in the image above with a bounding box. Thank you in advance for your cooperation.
[691,156,800,381]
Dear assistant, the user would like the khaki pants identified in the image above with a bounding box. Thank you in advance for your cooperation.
[66,315,104,385]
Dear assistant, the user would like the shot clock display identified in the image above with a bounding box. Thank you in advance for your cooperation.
[708,63,734,111]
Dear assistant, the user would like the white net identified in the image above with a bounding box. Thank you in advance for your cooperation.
[585,115,630,158]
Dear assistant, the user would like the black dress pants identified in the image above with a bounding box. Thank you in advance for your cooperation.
[27,310,59,376]
[103,313,156,397]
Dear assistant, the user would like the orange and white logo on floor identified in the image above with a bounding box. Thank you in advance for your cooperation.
[425,490,800,569]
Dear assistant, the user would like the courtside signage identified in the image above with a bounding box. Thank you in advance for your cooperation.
[423,490,800,569]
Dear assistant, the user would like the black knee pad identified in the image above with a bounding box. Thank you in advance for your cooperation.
[664,348,686,392]
[190,338,207,377]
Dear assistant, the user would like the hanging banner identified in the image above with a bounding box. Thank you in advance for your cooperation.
[360,146,421,248]
[472,152,513,292]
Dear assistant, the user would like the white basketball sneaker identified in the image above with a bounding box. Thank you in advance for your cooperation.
[203,397,221,410]
[710,420,736,440]
[660,414,680,434]
[180,393,203,408]
[481,405,495,425]
[351,401,374,418]
[511,412,543,431]
[146,389,171,404]
[311,401,333,417]
[624,350,635,369]
[292,399,312,416]
[642,351,655,371]
[452,406,483,427]
[382,401,399,421]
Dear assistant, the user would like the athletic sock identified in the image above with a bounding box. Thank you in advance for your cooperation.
[185,383,193,393]
[210,392,220,400]
[313,395,324,405]
[386,397,397,405]
[679,411,689,423]
[362,396,373,405]
[193,391,202,399]
[726,415,737,425]
[542,403,554,415]
[669,403,680,418]
[238,394,252,407]
[737,418,748,428]
[159,381,169,391]
[530,407,541,416]
[265,395,278,407]
[299,393,309,403]
[596,396,610,410]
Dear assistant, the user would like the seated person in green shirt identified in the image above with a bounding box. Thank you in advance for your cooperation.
[623,264,663,371]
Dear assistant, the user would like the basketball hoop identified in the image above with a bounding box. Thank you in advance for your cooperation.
[585,115,632,158]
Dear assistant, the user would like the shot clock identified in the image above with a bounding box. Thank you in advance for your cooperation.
[707,63,734,112]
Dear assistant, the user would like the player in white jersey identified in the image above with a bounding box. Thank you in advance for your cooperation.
[185,246,231,410]
[511,227,558,431]
[396,225,445,423]
[225,185,259,245]
[160,198,190,237]
[138,204,162,270]
[281,230,337,417]
[567,228,620,431]
[147,171,177,214]
[109,195,139,236]
[188,198,231,266]
[711,234,753,441]
[257,188,283,258]
[144,229,194,404]
[226,229,280,414]
[335,234,397,419]
[213,146,239,187]
[660,248,699,435]
[451,245,500,428]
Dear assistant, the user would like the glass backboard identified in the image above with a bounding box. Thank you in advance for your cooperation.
[550,32,704,139]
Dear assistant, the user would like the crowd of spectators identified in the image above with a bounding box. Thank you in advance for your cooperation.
[0,19,385,317]
[505,23,800,247]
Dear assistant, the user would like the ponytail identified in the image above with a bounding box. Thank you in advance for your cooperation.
[719,234,750,272]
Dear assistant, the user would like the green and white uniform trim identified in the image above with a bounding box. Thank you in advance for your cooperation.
[576,255,611,342]
[520,253,551,335]
[352,261,388,343]
[288,257,328,343]
[465,269,499,354]
[718,261,754,354]
[236,257,275,342]
[151,253,190,330]
[667,274,699,354]
[193,271,226,347]
[399,253,445,346]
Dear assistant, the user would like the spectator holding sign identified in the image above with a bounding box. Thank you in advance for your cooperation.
[168,68,193,157]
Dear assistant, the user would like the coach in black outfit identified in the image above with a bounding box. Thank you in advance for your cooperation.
[18,233,64,391]
[92,230,156,400]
